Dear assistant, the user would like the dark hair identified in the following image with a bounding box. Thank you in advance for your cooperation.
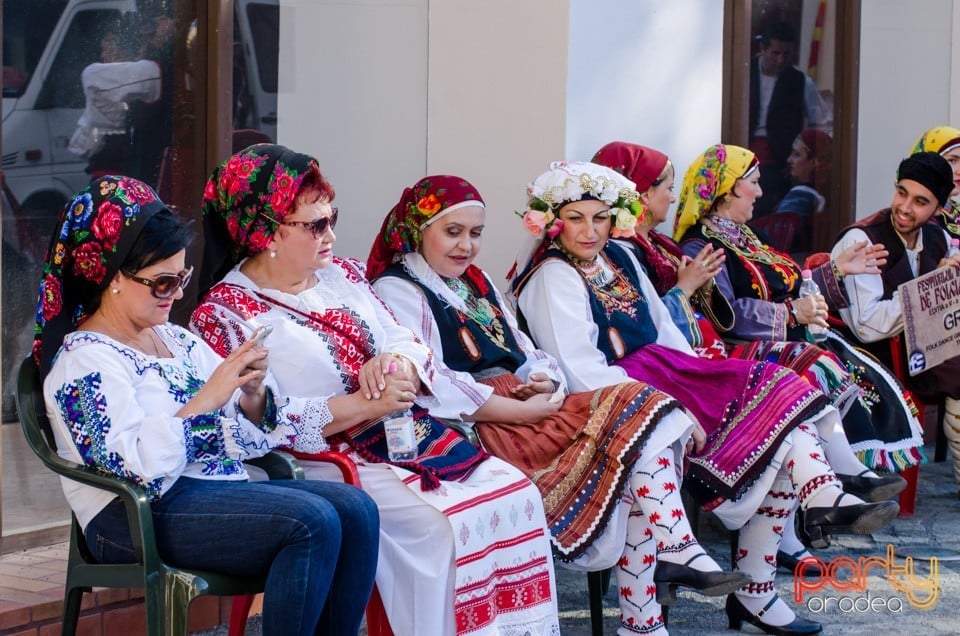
[123,209,192,273]
[759,21,796,46]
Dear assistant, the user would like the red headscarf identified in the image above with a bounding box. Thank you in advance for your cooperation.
[367,175,487,290]
[592,141,670,192]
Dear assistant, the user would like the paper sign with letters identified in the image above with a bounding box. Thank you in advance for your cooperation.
[899,265,960,375]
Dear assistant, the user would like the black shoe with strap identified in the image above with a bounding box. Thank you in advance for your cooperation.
[726,594,822,635]
[652,553,751,605]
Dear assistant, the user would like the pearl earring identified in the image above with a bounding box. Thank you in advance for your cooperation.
[270,249,277,259]
[111,288,120,295]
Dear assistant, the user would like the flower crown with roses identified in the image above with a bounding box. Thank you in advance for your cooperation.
[518,161,644,240]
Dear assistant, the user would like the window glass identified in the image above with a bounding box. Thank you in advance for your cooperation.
[1,0,202,542]
[747,0,836,256]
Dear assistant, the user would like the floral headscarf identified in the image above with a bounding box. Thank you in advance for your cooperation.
[199,144,328,295]
[591,141,670,193]
[674,144,758,241]
[33,176,168,374]
[911,126,960,157]
[507,161,640,290]
[366,175,484,281]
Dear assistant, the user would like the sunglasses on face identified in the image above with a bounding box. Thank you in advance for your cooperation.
[272,208,339,238]
[122,266,194,299]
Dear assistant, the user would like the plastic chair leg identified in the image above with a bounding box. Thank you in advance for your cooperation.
[228,594,257,636]
[898,465,919,517]
[365,585,393,636]
[62,586,84,635]
[587,568,611,636]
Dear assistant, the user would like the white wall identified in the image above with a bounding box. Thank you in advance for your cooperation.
[565,0,725,234]
[857,0,955,218]
[276,0,429,261]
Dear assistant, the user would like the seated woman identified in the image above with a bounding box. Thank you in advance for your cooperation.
[674,145,925,483]
[510,161,900,636]
[592,141,907,569]
[366,175,749,635]
[190,145,560,636]
[35,177,379,636]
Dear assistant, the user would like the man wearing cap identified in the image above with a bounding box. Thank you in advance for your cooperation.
[831,152,960,493]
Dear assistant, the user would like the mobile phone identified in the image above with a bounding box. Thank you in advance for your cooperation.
[253,325,273,347]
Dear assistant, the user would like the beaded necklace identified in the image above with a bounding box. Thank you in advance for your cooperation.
[444,276,511,352]
[560,246,641,318]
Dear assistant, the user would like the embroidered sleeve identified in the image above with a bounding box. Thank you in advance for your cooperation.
[811,261,849,309]
[190,298,332,453]
[661,286,704,347]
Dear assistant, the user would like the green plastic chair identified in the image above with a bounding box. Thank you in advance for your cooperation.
[15,357,304,636]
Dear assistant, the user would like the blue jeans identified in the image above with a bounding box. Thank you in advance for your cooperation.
[85,477,379,636]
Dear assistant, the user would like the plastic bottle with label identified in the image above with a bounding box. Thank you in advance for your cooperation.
[798,269,828,342]
[949,237,960,257]
[383,409,418,462]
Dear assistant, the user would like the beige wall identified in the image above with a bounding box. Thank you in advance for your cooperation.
[427,1,568,282]
[277,0,567,279]
[277,0,429,262]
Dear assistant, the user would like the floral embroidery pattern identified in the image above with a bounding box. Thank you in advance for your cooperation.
[55,372,165,501]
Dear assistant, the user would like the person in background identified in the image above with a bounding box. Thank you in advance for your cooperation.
[367,174,749,636]
[191,144,560,636]
[35,176,379,636]
[831,152,960,497]
[774,129,833,252]
[749,21,831,218]
[910,125,960,239]
[511,160,900,636]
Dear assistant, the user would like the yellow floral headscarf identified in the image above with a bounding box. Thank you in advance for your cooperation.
[911,126,960,157]
[674,144,757,241]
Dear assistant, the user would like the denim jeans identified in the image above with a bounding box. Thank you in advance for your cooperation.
[85,477,379,636]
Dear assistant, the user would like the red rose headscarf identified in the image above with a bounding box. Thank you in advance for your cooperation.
[33,176,168,374]
[199,144,332,296]
[366,175,485,282]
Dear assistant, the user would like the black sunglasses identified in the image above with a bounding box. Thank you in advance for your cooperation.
[122,266,194,299]
[268,208,339,238]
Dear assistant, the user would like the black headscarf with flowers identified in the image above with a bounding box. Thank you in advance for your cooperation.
[34,176,168,374]
[199,144,322,296]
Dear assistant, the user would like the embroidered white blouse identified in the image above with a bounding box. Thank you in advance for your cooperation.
[516,243,694,394]
[190,257,436,452]
[44,324,300,529]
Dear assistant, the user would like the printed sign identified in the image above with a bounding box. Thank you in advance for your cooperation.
[899,264,960,375]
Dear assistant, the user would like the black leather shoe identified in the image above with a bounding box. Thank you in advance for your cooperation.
[653,555,751,605]
[838,471,907,502]
[776,549,815,573]
[726,594,822,634]
[801,494,899,549]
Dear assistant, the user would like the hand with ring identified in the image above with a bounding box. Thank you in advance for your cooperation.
[793,295,829,327]
[677,244,725,298]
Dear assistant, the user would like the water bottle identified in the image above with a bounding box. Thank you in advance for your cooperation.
[383,409,418,462]
[949,238,960,257]
[798,269,827,342]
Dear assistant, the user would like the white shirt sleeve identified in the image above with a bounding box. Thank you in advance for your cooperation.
[831,228,903,342]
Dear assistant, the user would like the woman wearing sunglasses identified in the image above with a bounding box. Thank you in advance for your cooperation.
[190,145,560,636]
[35,176,380,636]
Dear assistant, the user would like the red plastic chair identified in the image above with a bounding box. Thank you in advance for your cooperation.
[228,450,393,636]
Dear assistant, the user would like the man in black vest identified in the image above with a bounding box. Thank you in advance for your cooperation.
[749,22,830,218]
[831,152,960,493]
